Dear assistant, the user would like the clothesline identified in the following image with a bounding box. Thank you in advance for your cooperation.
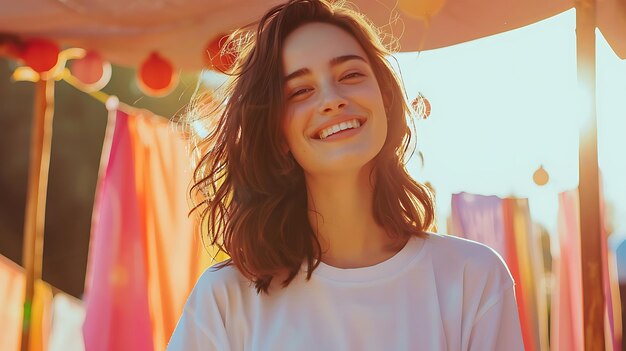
[60,69,168,120]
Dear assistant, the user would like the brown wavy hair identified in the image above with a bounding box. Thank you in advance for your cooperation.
[187,0,435,294]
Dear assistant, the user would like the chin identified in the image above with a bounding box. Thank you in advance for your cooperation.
[311,152,380,176]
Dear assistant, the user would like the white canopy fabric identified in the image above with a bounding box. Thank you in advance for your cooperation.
[1,0,622,71]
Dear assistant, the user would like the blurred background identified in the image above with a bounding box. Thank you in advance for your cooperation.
[0,61,200,298]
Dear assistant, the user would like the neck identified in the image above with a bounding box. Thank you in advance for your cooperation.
[305,165,406,268]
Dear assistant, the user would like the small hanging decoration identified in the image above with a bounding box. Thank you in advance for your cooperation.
[137,51,177,97]
[533,165,549,186]
[411,92,431,119]
[398,0,446,21]
[204,34,236,72]
[69,50,112,91]
[21,38,60,73]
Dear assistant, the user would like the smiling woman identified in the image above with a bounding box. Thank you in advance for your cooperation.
[281,22,388,177]
[168,1,524,350]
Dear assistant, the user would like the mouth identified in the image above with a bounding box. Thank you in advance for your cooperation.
[312,117,367,140]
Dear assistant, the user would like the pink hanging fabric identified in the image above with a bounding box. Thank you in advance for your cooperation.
[551,190,584,351]
[83,110,154,351]
[551,188,621,350]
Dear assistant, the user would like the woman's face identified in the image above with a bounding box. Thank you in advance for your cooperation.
[281,22,388,176]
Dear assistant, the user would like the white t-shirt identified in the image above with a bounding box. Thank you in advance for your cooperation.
[168,233,524,350]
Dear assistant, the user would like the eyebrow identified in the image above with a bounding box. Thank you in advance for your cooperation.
[283,54,367,84]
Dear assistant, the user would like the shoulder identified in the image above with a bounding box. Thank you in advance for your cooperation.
[196,263,247,288]
[195,263,251,292]
[423,232,508,269]
[185,263,252,311]
[169,265,245,350]
[422,232,514,289]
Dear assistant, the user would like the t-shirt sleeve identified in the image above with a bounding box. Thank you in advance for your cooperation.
[167,307,227,350]
[166,269,232,351]
[468,279,524,350]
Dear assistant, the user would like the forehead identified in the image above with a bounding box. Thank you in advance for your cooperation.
[282,22,368,74]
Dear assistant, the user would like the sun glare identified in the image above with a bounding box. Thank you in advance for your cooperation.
[395,9,626,236]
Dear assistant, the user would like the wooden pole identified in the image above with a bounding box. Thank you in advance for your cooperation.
[575,0,605,350]
[20,78,55,351]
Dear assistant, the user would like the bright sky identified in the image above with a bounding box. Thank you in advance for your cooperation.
[395,9,626,237]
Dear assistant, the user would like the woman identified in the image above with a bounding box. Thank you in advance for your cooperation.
[168,0,523,350]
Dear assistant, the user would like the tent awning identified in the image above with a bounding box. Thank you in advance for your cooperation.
[2,0,622,70]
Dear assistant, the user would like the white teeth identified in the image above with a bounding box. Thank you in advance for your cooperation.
[318,119,361,139]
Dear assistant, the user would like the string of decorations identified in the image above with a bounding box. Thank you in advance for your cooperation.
[0,34,236,97]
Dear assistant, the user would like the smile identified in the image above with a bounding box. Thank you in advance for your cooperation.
[318,119,362,139]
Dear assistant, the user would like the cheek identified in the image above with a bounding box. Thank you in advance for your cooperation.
[284,103,314,140]
[353,81,386,107]
[282,108,306,150]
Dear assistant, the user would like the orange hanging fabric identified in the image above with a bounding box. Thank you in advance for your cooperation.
[128,113,218,350]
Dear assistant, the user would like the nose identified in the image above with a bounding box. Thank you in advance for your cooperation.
[318,85,348,114]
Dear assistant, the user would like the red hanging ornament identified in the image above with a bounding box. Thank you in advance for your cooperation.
[70,50,107,85]
[138,52,175,95]
[204,34,236,72]
[21,38,60,73]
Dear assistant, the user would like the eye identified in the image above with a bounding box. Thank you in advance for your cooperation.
[340,72,364,80]
[288,87,313,99]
